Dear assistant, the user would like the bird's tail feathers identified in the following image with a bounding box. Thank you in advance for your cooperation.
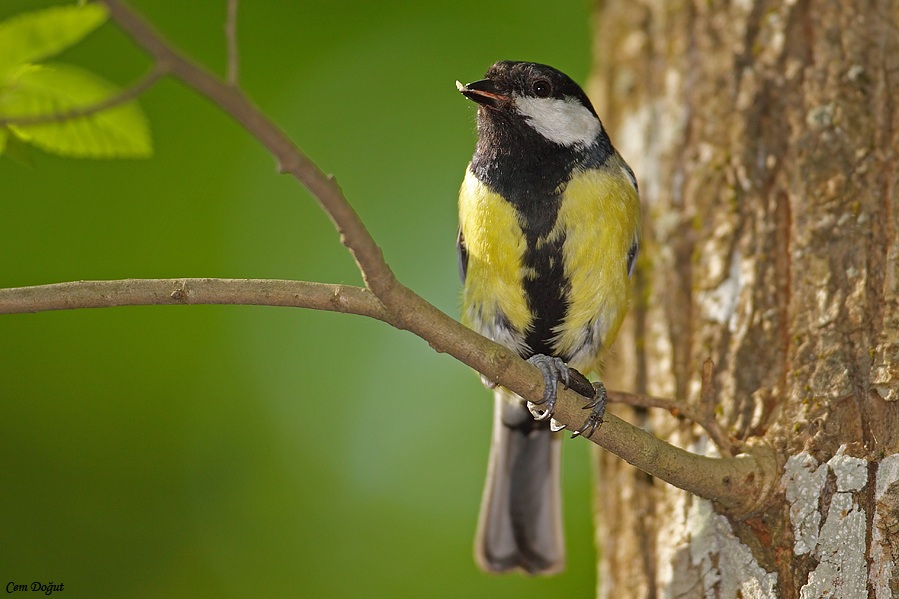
[474,388,565,575]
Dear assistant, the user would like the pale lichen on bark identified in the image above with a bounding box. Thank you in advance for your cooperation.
[653,440,778,599]
[799,450,868,599]
[783,452,828,555]
[685,499,778,599]
[785,446,895,598]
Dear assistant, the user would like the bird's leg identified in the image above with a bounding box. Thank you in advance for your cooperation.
[525,354,594,421]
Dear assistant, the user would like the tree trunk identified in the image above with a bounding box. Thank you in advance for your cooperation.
[589,0,899,596]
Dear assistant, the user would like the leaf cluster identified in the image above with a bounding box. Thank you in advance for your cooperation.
[0,3,151,159]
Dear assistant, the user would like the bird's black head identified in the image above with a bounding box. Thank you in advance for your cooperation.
[457,61,602,148]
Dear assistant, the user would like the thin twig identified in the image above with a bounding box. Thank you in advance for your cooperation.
[698,359,738,454]
[0,64,169,127]
[0,279,388,321]
[99,0,396,300]
[609,391,720,440]
[225,0,239,87]
[609,361,739,455]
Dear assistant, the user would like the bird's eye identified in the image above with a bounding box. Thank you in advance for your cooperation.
[533,80,551,98]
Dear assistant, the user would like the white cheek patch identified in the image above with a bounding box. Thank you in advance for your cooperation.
[514,95,602,147]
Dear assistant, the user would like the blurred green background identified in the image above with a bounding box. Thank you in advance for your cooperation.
[0,1,599,596]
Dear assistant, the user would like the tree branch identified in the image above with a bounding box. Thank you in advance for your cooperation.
[0,278,777,517]
[0,279,388,320]
[0,64,168,127]
[559,400,778,518]
[0,0,779,517]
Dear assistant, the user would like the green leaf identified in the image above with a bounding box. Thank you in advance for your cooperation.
[0,126,7,154]
[1,63,152,159]
[0,3,108,81]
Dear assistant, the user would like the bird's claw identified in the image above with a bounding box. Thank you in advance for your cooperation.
[549,418,566,432]
[525,355,567,420]
[525,354,594,422]
[571,381,608,439]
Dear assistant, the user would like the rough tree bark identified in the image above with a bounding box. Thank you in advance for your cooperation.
[589,0,899,597]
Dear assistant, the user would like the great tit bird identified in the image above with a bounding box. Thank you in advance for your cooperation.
[456,61,641,575]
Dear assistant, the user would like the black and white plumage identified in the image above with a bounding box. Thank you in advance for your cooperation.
[457,61,640,575]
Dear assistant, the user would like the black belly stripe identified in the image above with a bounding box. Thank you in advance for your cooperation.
[520,219,570,359]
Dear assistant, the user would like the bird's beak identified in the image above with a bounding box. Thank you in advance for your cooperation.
[456,78,508,108]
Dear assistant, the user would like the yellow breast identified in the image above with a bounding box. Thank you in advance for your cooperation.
[551,162,641,372]
[458,169,531,340]
[458,160,641,375]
